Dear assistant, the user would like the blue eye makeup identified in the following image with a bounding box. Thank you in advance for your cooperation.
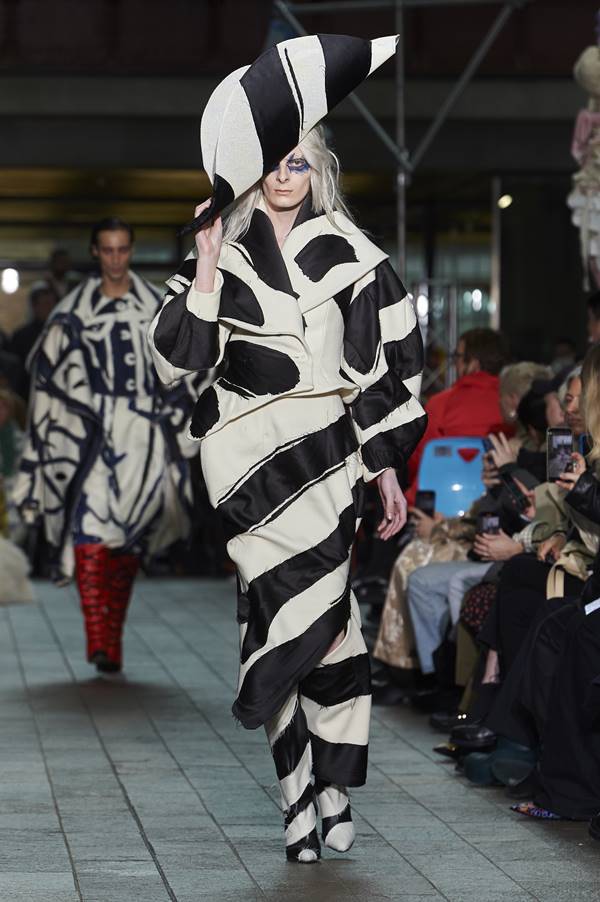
[269,156,311,174]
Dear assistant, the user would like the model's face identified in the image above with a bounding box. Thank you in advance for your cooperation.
[261,146,311,213]
[564,376,584,435]
[92,229,132,282]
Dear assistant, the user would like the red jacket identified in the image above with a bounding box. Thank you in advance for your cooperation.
[406,371,507,503]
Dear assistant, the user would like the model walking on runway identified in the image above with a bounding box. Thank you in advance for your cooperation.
[149,34,427,862]
[16,218,201,673]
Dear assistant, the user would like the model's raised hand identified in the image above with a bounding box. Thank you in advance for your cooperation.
[194,200,223,293]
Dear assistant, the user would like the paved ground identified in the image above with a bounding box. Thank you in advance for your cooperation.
[2,579,600,902]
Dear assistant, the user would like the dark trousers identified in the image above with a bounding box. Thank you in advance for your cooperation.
[478,554,583,673]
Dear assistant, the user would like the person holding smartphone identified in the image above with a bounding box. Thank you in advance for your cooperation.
[465,349,600,820]
[452,356,600,757]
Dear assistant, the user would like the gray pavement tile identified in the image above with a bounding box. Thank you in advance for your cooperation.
[75,859,160,877]
[501,858,600,883]
[165,865,261,895]
[519,885,600,902]
[445,895,536,902]
[179,893,265,902]
[150,839,249,870]
[8,579,600,902]
[472,838,562,862]
[0,873,78,901]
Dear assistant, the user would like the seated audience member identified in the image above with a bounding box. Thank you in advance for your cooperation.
[442,383,569,713]
[9,282,59,400]
[405,473,561,682]
[496,361,553,441]
[452,363,599,750]
[405,328,509,504]
[455,347,600,823]
[372,362,553,702]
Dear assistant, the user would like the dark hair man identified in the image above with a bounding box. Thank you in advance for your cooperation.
[15,218,202,673]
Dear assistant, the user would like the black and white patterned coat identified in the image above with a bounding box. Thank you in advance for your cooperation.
[150,203,426,483]
[14,273,202,578]
[149,202,427,746]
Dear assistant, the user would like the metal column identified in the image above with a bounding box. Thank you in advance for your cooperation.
[395,0,406,275]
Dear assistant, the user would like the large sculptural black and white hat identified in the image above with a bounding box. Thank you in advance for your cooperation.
[180,33,398,235]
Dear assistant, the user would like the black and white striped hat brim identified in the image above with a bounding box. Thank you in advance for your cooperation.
[180,33,398,235]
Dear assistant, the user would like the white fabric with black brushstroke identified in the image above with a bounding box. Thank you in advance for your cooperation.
[14,273,203,578]
[149,201,427,764]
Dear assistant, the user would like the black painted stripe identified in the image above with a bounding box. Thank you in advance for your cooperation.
[271,701,309,781]
[310,732,368,788]
[370,259,408,310]
[284,782,316,828]
[342,262,411,375]
[360,412,428,473]
[350,369,412,431]
[238,209,297,296]
[167,257,196,288]
[383,324,425,384]
[321,803,352,841]
[240,487,361,664]
[318,34,371,112]
[240,46,301,175]
[285,828,321,860]
[232,586,351,730]
[153,287,221,371]
[284,48,305,131]
[218,414,358,540]
[300,652,371,707]
[294,234,358,283]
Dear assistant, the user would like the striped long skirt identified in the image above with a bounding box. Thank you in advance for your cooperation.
[200,392,372,791]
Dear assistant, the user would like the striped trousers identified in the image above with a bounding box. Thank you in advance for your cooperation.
[265,599,371,855]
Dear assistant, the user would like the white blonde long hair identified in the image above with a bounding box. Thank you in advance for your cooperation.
[222,125,354,243]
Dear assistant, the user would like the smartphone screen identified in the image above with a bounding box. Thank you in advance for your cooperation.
[499,472,530,514]
[415,490,436,518]
[478,512,500,535]
[546,428,574,482]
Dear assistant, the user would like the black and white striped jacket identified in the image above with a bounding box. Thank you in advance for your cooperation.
[149,203,427,481]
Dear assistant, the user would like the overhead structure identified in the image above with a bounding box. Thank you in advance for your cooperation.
[274,0,531,390]
[274,0,531,275]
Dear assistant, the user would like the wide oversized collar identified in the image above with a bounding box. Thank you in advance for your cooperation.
[218,200,387,336]
[28,272,161,369]
[46,271,160,326]
[165,200,387,341]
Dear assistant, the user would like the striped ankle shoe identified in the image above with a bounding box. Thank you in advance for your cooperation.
[284,785,321,863]
[316,782,355,852]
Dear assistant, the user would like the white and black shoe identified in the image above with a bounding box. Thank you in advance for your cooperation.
[316,781,355,853]
[284,785,321,863]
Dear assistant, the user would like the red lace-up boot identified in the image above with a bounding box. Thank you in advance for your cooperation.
[74,543,109,665]
[97,552,140,673]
